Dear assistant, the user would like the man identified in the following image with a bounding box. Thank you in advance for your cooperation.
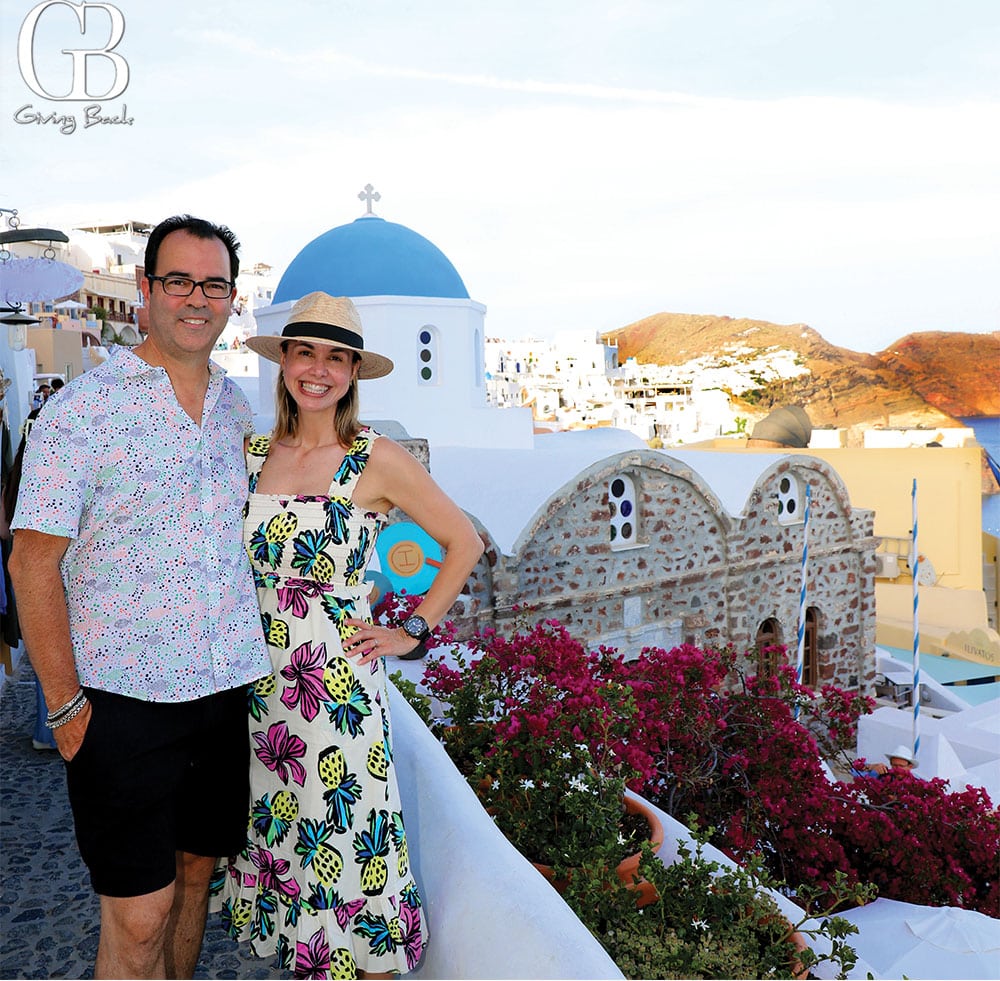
[851,743,919,778]
[9,215,270,979]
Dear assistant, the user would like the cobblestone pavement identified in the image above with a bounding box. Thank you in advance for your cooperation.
[0,658,274,980]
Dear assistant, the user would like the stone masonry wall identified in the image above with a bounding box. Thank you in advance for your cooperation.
[442,450,878,694]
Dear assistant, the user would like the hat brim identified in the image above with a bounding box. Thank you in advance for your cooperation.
[245,333,394,379]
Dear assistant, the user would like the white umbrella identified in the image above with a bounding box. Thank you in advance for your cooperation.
[54,299,88,311]
[838,898,1000,979]
[0,256,83,305]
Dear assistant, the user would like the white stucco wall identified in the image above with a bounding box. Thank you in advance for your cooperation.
[387,681,623,979]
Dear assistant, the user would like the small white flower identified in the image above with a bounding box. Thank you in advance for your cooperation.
[521,778,535,790]
[691,917,709,931]
[569,776,588,793]
[617,833,626,846]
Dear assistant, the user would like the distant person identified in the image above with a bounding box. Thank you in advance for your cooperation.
[32,384,51,410]
[0,408,55,751]
[9,214,271,979]
[851,744,918,778]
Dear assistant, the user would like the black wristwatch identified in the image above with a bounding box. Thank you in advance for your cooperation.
[398,614,430,661]
[401,614,430,642]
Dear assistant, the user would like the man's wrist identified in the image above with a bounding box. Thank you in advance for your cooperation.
[47,688,88,728]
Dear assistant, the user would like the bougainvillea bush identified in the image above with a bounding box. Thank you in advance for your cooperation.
[832,772,998,914]
[412,619,647,870]
[406,614,999,918]
[614,650,999,917]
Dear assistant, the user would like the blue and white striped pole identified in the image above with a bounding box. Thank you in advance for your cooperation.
[911,478,921,763]
[795,485,811,719]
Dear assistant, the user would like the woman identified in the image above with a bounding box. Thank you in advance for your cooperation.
[212,292,484,979]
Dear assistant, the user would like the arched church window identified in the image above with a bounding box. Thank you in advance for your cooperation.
[775,473,805,526]
[755,617,782,676]
[417,326,438,385]
[609,474,637,550]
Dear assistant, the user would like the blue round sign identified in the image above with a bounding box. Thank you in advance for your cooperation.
[375,521,443,595]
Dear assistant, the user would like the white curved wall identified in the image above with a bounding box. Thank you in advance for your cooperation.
[387,681,623,979]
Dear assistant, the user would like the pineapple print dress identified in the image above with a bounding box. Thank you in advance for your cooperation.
[211,428,427,979]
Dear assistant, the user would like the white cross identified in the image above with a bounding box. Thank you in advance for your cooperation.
[358,184,381,214]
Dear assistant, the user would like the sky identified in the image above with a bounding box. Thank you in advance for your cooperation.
[1,0,998,354]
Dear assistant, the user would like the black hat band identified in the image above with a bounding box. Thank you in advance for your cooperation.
[282,322,363,350]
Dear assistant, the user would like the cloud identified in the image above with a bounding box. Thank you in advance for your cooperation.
[5,8,997,353]
[197,30,713,106]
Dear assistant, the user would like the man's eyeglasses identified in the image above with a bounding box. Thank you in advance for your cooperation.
[146,275,234,299]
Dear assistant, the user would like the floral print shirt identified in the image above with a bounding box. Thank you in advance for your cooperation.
[12,346,270,701]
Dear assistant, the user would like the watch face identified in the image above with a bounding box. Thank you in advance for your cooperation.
[403,615,429,638]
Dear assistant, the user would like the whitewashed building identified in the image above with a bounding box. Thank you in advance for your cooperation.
[252,197,533,449]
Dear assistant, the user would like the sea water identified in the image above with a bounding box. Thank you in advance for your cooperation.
[961,416,1000,537]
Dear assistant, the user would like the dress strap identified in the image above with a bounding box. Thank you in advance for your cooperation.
[246,434,270,493]
[329,427,381,496]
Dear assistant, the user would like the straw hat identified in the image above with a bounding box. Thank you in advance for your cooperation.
[245,292,394,379]
[885,744,917,766]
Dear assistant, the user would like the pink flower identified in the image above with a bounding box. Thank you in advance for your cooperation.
[399,899,424,968]
[276,578,326,618]
[252,721,308,786]
[249,846,300,899]
[295,927,331,979]
[280,641,328,721]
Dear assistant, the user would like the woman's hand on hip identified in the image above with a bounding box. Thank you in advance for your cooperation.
[342,618,420,665]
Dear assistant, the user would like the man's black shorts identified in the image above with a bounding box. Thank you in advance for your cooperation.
[65,685,249,898]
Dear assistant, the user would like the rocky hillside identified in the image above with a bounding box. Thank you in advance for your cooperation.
[602,315,999,431]
[877,332,1000,419]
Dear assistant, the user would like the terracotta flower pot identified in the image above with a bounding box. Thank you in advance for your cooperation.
[613,796,665,906]
[789,929,810,980]
[532,795,664,907]
[755,909,812,979]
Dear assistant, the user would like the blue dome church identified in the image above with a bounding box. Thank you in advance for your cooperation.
[274,215,469,303]
[253,188,532,449]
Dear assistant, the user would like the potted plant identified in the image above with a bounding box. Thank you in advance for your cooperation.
[561,818,870,980]
[411,620,663,890]
[474,712,662,893]
[610,643,879,908]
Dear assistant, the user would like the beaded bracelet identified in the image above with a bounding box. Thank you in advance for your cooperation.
[48,694,88,729]
[46,688,86,727]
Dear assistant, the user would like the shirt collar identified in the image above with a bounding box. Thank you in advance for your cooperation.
[112,343,226,382]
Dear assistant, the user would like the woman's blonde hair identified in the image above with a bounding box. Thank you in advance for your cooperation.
[271,343,362,447]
